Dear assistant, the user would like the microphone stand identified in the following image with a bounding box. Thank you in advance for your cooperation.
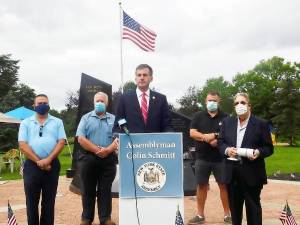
[122,128,141,225]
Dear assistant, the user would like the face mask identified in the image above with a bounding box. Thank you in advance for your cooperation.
[95,102,106,113]
[235,104,248,116]
[35,104,50,115]
[206,101,218,112]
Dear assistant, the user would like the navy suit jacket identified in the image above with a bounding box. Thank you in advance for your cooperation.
[218,115,273,186]
[113,90,172,133]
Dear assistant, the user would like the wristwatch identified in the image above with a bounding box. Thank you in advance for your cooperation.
[214,132,219,138]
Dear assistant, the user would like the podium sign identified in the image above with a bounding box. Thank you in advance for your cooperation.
[119,133,184,225]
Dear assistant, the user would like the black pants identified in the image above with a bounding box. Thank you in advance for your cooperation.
[23,159,60,225]
[227,166,263,225]
[79,153,116,224]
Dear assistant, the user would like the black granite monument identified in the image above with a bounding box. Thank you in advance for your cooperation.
[68,73,112,194]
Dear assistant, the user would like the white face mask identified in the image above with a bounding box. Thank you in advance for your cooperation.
[206,101,218,112]
[235,104,248,116]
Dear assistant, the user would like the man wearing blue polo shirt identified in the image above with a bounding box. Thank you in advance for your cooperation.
[18,94,66,225]
[76,92,118,225]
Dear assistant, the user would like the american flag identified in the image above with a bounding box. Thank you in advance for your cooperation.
[175,205,184,225]
[279,202,298,225]
[8,201,18,225]
[122,10,157,52]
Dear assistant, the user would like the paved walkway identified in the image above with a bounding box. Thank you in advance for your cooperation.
[0,177,299,224]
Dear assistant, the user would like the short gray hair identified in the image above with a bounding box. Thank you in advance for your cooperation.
[135,64,153,76]
[94,92,108,105]
[234,92,250,103]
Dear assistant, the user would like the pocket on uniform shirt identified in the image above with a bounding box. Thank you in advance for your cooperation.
[106,131,113,145]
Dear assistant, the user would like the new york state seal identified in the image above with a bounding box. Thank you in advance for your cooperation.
[136,162,167,192]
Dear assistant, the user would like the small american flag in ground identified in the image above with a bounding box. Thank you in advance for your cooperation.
[175,205,184,225]
[123,10,157,52]
[279,202,298,225]
[8,201,18,225]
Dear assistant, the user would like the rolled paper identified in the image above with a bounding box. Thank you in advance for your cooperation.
[237,148,254,157]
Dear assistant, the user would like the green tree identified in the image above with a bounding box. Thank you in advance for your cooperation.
[270,64,300,146]
[15,83,36,109]
[233,56,287,120]
[0,54,19,98]
[0,55,36,151]
[198,76,237,114]
[60,108,78,137]
[0,83,36,112]
[65,90,79,110]
[61,91,79,137]
[123,81,136,91]
[0,125,19,152]
[177,86,200,117]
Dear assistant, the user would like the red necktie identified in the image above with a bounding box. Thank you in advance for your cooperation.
[141,92,148,124]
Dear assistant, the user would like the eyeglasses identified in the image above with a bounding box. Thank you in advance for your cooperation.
[39,125,44,137]
[233,101,247,106]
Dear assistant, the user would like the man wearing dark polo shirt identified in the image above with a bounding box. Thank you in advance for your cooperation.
[188,91,231,224]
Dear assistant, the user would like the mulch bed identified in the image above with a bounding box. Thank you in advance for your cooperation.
[268,173,300,181]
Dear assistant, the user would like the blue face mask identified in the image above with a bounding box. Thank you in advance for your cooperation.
[35,104,50,115]
[95,102,106,113]
[206,101,218,112]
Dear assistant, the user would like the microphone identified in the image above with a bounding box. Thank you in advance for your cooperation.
[118,118,130,135]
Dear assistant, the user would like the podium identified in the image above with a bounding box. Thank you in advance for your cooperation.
[119,133,184,225]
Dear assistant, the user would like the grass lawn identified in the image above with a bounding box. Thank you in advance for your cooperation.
[265,146,300,175]
[0,145,73,181]
[1,145,299,180]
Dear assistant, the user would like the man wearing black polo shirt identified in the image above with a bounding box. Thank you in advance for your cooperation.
[188,91,231,224]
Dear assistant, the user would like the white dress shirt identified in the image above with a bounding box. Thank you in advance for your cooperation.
[225,115,250,157]
[236,116,250,149]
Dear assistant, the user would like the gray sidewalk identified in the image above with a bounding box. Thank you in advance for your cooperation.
[0,177,299,224]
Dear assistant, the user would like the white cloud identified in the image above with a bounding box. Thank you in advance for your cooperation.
[1,0,300,110]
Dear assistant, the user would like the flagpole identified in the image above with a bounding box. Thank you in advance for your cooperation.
[119,2,124,93]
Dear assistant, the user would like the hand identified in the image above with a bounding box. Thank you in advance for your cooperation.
[248,149,260,160]
[112,138,119,151]
[209,139,218,148]
[95,147,109,158]
[44,164,52,171]
[37,158,51,170]
[113,138,119,155]
[203,133,215,143]
[227,147,237,158]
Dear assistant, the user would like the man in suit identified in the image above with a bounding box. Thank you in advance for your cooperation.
[218,92,273,225]
[113,64,172,133]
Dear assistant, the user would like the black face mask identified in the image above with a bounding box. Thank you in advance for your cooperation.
[35,104,50,115]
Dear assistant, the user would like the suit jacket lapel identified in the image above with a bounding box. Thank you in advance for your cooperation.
[147,90,155,122]
[132,91,144,123]
[231,118,238,147]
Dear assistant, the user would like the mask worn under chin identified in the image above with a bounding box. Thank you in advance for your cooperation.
[235,104,248,116]
[95,102,106,113]
[35,104,50,115]
[206,101,218,112]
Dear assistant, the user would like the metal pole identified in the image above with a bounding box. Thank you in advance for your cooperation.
[119,2,124,93]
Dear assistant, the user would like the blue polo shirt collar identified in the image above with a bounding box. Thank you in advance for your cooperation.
[29,113,55,125]
[91,110,111,120]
